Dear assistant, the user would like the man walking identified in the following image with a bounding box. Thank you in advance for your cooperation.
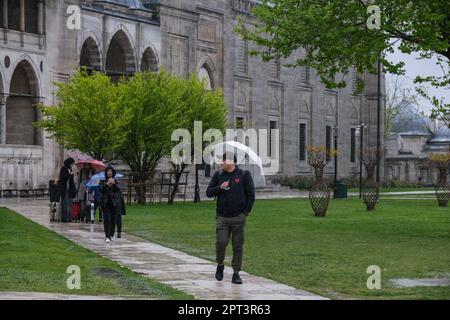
[206,152,255,284]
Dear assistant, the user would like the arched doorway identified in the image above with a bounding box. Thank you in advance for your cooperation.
[140,47,158,72]
[6,60,41,146]
[198,64,213,90]
[80,37,102,73]
[105,30,136,82]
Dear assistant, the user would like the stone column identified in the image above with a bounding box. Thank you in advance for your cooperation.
[2,0,7,29]
[33,98,43,146]
[0,95,7,145]
[19,0,25,32]
[37,0,44,35]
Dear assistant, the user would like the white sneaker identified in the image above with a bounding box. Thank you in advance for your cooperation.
[105,238,111,244]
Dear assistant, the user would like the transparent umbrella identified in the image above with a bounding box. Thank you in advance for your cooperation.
[210,141,266,187]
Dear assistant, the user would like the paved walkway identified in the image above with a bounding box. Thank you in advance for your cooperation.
[1,199,326,300]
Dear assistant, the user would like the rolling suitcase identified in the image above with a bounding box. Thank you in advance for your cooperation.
[72,201,81,222]
[49,202,62,223]
[49,180,61,202]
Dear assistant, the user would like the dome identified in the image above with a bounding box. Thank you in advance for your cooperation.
[425,126,450,152]
[428,126,450,143]
[391,100,431,136]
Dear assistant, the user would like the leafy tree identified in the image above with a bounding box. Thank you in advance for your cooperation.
[118,70,183,204]
[168,74,228,204]
[236,0,449,116]
[35,69,130,161]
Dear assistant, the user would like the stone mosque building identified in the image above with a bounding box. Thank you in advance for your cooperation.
[0,0,384,193]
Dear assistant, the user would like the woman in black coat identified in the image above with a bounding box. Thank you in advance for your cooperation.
[58,157,76,222]
[100,165,122,243]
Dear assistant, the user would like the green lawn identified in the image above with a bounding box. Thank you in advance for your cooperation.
[123,198,450,300]
[0,208,192,299]
[348,187,434,193]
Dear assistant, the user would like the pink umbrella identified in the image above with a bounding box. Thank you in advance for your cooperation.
[66,150,94,162]
[76,159,106,172]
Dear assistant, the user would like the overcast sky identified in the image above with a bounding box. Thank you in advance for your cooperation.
[386,49,449,116]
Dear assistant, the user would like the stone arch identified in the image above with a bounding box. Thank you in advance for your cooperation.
[79,34,103,73]
[9,55,41,97]
[237,91,247,108]
[105,29,137,82]
[140,46,159,72]
[299,99,309,118]
[270,96,280,110]
[326,102,335,118]
[351,105,359,124]
[6,59,41,145]
[197,55,216,89]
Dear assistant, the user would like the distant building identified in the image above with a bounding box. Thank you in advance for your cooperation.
[385,100,450,185]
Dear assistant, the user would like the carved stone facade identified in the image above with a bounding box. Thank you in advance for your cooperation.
[0,0,385,191]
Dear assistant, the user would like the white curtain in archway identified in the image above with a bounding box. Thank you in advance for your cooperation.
[198,66,212,90]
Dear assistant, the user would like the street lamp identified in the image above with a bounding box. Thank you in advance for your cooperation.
[356,123,367,198]
[194,163,201,203]
[333,126,339,198]
[376,58,382,184]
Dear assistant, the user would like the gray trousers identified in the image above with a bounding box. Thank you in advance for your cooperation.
[216,213,247,272]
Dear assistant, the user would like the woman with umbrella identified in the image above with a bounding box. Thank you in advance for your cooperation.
[100,165,123,243]
[87,170,124,224]
[75,159,107,223]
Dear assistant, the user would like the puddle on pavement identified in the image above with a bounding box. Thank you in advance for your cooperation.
[390,278,450,288]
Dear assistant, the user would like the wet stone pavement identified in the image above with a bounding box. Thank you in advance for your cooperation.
[2,199,327,300]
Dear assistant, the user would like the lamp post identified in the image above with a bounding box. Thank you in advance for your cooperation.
[194,163,201,203]
[356,123,367,198]
[376,58,382,184]
[333,126,339,198]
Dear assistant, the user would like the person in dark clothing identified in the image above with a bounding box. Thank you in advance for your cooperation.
[58,158,77,223]
[100,165,122,243]
[206,152,255,285]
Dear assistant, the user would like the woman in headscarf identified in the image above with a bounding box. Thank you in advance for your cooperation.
[58,157,76,222]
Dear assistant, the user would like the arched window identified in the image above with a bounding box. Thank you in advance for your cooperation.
[198,65,213,90]
[80,37,102,73]
[105,30,136,82]
[6,60,41,146]
[141,47,158,72]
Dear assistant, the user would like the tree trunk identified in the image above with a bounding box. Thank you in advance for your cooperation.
[168,163,187,205]
[132,172,147,205]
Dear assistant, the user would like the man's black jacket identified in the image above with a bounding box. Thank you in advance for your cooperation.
[206,167,255,217]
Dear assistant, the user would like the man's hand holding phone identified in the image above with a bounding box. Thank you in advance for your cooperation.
[220,181,230,190]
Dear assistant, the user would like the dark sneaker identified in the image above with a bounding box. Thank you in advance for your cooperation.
[117,233,122,239]
[232,273,243,285]
[215,264,224,281]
